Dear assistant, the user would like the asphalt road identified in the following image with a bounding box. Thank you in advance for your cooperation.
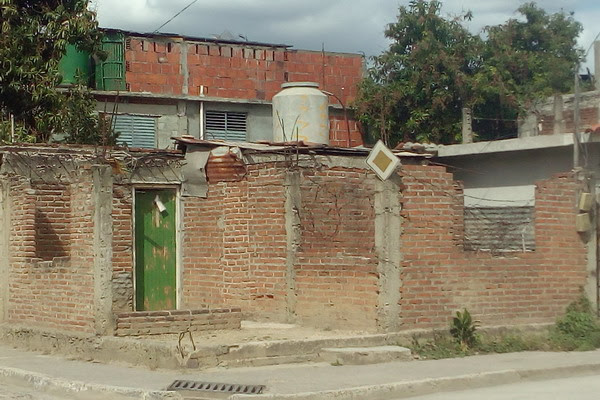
[404,374,600,400]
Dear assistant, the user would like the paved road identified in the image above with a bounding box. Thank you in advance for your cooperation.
[404,374,600,400]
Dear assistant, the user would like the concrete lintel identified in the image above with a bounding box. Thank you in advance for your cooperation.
[374,176,402,332]
[91,90,348,111]
[92,165,115,336]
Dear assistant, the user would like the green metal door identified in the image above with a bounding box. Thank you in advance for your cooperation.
[135,189,177,311]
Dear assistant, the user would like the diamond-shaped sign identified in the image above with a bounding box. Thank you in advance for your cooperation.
[366,140,401,180]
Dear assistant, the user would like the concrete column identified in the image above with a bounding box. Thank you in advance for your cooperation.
[283,171,301,323]
[553,94,565,135]
[374,176,402,333]
[180,41,189,95]
[461,108,473,144]
[92,165,114,335]
[177,100,188,137]
[0,181,9,323]
[594,41,600,91]
[518,113,538,137]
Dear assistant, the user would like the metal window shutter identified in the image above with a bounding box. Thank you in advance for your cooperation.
[112,114,156,149]
[205,111,247,142]
[96,32,126,91]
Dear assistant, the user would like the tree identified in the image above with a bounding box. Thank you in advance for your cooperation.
[356,0,481,145]
[0,0,114,144]
[478,3,582,115]
[355,1,583,145]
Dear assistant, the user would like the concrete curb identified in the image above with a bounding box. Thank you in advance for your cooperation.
[0,366,182,400]
[228,363,600,400]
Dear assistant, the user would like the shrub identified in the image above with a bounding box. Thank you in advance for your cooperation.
[551,296,600,351]
[450,309,479,350]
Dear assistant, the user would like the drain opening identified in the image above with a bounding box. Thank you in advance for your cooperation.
[167,380,265,394]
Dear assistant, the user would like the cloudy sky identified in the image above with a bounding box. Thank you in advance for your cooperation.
[94,0,600,71]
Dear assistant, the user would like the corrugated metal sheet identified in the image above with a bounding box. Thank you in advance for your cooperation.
[205,152,246,182]
[464,206,535,252]
[112,114,157,149]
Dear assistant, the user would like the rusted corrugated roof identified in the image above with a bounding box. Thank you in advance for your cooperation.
[172,137,431,158]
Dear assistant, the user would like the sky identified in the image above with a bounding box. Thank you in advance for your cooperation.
[94,0,600,72]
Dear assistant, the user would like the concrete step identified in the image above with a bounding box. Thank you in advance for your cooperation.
[319,346,412,365]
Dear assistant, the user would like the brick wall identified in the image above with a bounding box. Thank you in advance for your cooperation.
[181,158,588,330]
[295,168,379,329]
[182,163,289,320]
[542,107,600,135]
[329,114,363,148]
[115,308,241,336]
[399,165,586,329]
[124,36,364,146]
[125,38,362,105]
[33,184,71,261]
[112,185,134,312]
[126,39,184,95]
[536,91,600,135]
[7,174,96,333]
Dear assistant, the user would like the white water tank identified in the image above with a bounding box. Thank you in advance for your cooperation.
[272,82,329,145]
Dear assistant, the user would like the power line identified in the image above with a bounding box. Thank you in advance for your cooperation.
[584,31,600,58]
[152,0,199,34]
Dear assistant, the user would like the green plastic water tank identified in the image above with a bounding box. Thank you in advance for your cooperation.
[58,45,91,86]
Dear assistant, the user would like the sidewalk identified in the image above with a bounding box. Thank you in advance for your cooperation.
[1,344,600,400]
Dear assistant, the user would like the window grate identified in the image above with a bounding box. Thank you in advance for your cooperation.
[205,111,247,142]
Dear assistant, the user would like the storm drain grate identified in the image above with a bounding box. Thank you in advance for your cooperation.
[167,380,265,394]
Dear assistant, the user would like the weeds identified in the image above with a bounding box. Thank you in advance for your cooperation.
[411,298,600,360]
[450,309,479,350]
[550,296,600,351]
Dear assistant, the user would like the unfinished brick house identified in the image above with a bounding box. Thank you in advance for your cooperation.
[59,28,364,149]
[0,137,593,337]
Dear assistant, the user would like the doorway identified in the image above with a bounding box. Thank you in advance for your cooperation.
[134,188,177,311]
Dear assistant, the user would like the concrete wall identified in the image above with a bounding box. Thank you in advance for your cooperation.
[97,99,363,149]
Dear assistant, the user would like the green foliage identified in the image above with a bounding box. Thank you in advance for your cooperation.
[450,309,479,350]
[0,0,112,144]
[356,0,480,145]
[550,296,600,351]
[355,1,583,145]
[411,298,600,360]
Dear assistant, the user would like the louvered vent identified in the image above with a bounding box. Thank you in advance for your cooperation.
[111,114,157,149]
[205,111,247,142]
